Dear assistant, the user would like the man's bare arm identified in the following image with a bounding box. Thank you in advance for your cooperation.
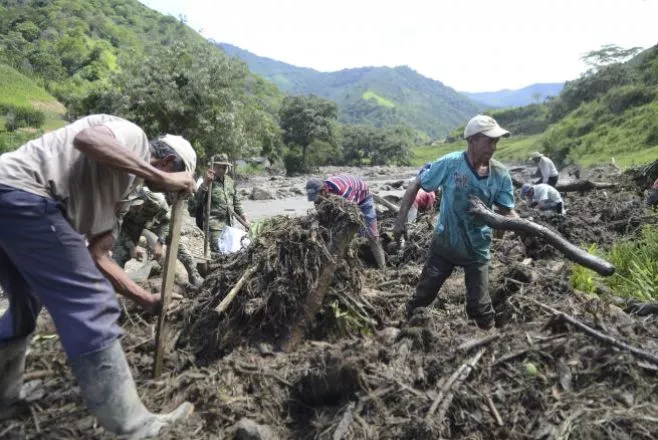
[73,126,194,194]
[88,231,160,312]
[393,178,422,239]
[74,126,167,185]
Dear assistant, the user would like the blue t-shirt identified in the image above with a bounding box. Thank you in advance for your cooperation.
[419,151,514,264]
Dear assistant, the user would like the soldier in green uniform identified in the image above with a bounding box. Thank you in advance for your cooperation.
[113,186,204,287]
[195,154,249,252]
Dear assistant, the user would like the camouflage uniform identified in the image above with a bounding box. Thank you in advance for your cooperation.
[195,175,245,253]
[113,187,203,286]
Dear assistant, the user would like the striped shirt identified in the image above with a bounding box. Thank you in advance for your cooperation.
[325,174,370,205]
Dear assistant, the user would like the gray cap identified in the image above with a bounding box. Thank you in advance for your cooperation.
[305,178,324,202]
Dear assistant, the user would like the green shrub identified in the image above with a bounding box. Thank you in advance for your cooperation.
[605,85,656,114]
[572,226,658,301]
[283,145,306,175]
[3,106,46,131]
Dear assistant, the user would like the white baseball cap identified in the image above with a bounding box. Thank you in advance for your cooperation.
[464,115,510,139]
[159,134,197,173]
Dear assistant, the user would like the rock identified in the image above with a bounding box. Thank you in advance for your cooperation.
[291,187,305,196]
[388,180,405,189]
[250,187,275,201]
[234,418,274,440]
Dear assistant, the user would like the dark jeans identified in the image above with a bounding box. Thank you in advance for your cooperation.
[407,235,494,328]
[0,185,122,359]
[534,176,558,187]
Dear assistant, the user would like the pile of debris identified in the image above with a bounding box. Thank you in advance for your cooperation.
[177,195,375,362]
[3,171,658,440]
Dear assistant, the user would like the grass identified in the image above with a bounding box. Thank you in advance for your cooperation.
[362,90,395,108]
[541,92,658,169]
[0,64,67,138]
[410,134,542,167]
[0,64,57,107]
[571,226,658,301]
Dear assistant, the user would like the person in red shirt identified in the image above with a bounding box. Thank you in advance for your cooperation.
[407,188,437,223]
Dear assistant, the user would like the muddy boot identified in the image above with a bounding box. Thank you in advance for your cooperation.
[0,336,30,420]
[70,340,193,439]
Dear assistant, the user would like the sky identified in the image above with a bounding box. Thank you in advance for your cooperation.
[140,0,658,92]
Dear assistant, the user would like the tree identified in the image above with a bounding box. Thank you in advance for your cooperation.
[341,124,412,166]
[71,41,274,162]
[582,44,643,71]
[279,95,339,173]
[531,91,541,103]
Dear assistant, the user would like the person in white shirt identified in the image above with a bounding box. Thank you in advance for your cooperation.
[529,152,559,187]
[521,183,565,214]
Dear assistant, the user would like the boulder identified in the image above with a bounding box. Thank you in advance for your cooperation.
[250,187,275,200]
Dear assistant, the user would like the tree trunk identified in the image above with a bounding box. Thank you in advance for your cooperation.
[468,197,615,276]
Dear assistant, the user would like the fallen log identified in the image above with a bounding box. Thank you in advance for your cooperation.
[372,193,400,213]
[468,196,615,276]
[556,180,618,192]
[511,176,618,192]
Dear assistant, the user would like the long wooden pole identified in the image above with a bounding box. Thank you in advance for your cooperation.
[153,194,185,378]
[203,156,214,260]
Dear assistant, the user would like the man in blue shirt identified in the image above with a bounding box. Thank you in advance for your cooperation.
[394,115,518,329]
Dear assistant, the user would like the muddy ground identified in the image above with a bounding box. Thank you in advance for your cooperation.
[2,165,658,440]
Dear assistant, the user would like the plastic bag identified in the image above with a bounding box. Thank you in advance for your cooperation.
[217,226,251,254]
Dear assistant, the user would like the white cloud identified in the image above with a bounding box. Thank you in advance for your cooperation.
[140,0,658,91]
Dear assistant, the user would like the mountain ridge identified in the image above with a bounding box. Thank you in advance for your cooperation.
[218,42,483,138]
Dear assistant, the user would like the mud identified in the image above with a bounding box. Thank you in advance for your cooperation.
[2,166,658,440]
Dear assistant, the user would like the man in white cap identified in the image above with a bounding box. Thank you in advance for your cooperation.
[529,151,559,187]
[393,115,518,329]
[0,115,196,437]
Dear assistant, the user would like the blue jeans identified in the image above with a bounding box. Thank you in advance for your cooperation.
[358,195,378,238]
[0,185,122,359]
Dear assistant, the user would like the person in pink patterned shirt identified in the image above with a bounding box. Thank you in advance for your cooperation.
[306,174,386,268]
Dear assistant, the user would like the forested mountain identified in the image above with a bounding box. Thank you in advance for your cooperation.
[0,0,282,159]
[463,83,564,108]
[219,42,483,139]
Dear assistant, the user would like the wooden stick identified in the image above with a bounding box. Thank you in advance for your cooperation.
[203,156,214,260]
[528,297,658,365]
[372,193,400,213]
[153,195,185,378]
[214,265,258,313]
[468,196,616,276]
[457,333,500,353]
[426,348,486,419]
[485,394,504,426]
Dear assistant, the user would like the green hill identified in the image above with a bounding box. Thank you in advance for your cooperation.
[420,44,658,169]
[218,43,483,139]
[0,63,66,128]
[0,0,283,160]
